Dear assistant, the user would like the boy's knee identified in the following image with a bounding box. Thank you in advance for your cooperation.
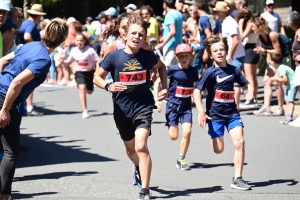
[234,139,245,151]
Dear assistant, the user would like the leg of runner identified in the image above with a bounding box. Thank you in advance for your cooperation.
[78,84,89,118]
[123,139,141,187]
[177,123,192,170]
[135,128,151,189]
[211,136,224,154]
[229,126,251,190]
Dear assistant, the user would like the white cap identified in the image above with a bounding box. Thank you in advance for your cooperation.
[66,17,76,25]
[124,4,137,11]
[0,1,10,11]
[266,0,274,5]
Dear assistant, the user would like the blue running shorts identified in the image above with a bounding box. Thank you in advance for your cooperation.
[207,115,244,139]
[165,102,192,127]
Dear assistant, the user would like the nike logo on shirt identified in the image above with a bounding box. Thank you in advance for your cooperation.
[216,75,233,83]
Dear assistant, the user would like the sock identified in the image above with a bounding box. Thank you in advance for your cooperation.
[287,114,293,118]
[178,156,185,160]
[26,105,33,112]
[140,188,149,195]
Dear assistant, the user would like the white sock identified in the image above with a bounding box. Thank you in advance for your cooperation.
[26,105,33,112]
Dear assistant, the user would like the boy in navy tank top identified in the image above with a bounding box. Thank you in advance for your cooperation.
[194,35,252,190]
[154,44,198,170]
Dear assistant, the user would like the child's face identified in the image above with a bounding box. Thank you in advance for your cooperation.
[125,24,146,49]
[210,42,227,64]
[118,18,128,40]
[177,53,192,67]
[75,35,86,49]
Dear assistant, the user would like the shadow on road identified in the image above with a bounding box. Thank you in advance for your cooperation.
[17,134,116,169]
[190,162,247,169]
[150,186,223,199]
[14,171,98,182]
[249,179,299,187]
[12,192,57,199]
[90,112,113,117]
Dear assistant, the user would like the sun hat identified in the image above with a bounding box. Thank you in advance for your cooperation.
[213,1,230,12]
[124,4,137,11]
[27,4,46,15]
[0,1,10,11]
[175,43,192,55]
[0,17,17,31]
[224,0,235,4]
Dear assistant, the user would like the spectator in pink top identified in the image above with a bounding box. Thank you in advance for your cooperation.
[63,33,100,119]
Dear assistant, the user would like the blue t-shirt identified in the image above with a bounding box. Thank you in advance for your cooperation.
[199,15,212,49]
[100,49,158,118]
[231,9,238,18]
[195,64,248,121]
[167,64,198,106]
[18,19,41,44]
[214,18,223,35]
[163,9,183,50]
[0,42,51,103]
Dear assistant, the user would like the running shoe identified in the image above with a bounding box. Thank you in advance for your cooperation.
[273,107,284,116]
[137,192,151,200]
[82,110,90,119]
[252,107,272,115]
[239,99,258,110]
[231,177,251,190]
[176,159,190,170]
[279,116,293,124]
[289,117,300,127]
[133,168,142,188]
[26,109,43,116]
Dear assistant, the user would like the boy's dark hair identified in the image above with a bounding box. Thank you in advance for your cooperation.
[194,0,206,10]
[204,35,228,58]
[163,0,176,9]
[270,53,283,64]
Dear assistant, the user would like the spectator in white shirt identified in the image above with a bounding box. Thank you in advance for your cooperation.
[261,0,285,34]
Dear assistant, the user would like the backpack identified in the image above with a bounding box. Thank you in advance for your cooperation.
[278,33,292,57]
[199,14,214,32]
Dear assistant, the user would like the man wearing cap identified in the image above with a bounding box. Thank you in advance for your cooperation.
[175,0,188,22]
[18,4,46,117]
[261,0,285,34]
[0,1,10,58]
[214,1,245,109]
[156,0,183,68]
[124,3,137,14]
[141,5,159,42]
[95,12,108,37]
[224,0,238,18]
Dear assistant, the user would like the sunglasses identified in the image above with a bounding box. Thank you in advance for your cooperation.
[267,4,274,7]
[16,15,24,20]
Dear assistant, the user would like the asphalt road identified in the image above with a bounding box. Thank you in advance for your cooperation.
[12,79,300,200]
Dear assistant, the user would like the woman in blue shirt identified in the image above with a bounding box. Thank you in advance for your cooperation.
[0,18,68,200]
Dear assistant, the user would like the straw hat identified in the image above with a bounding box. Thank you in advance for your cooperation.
[213,1,230,12]
[27,4,46,15]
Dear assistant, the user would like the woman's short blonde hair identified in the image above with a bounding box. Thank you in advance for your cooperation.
[43,18,69,48]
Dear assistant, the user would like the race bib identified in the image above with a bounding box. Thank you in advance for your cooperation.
[175,86,194,98]
[214,90,234,103]
[119,70,147,85]
[77,60,89,67]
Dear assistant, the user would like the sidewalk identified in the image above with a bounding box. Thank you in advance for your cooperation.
[271,100,300,116]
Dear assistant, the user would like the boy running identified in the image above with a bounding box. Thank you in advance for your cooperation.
[94,13,167,200]
[193,35,252,190]
[154,44,198,170]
